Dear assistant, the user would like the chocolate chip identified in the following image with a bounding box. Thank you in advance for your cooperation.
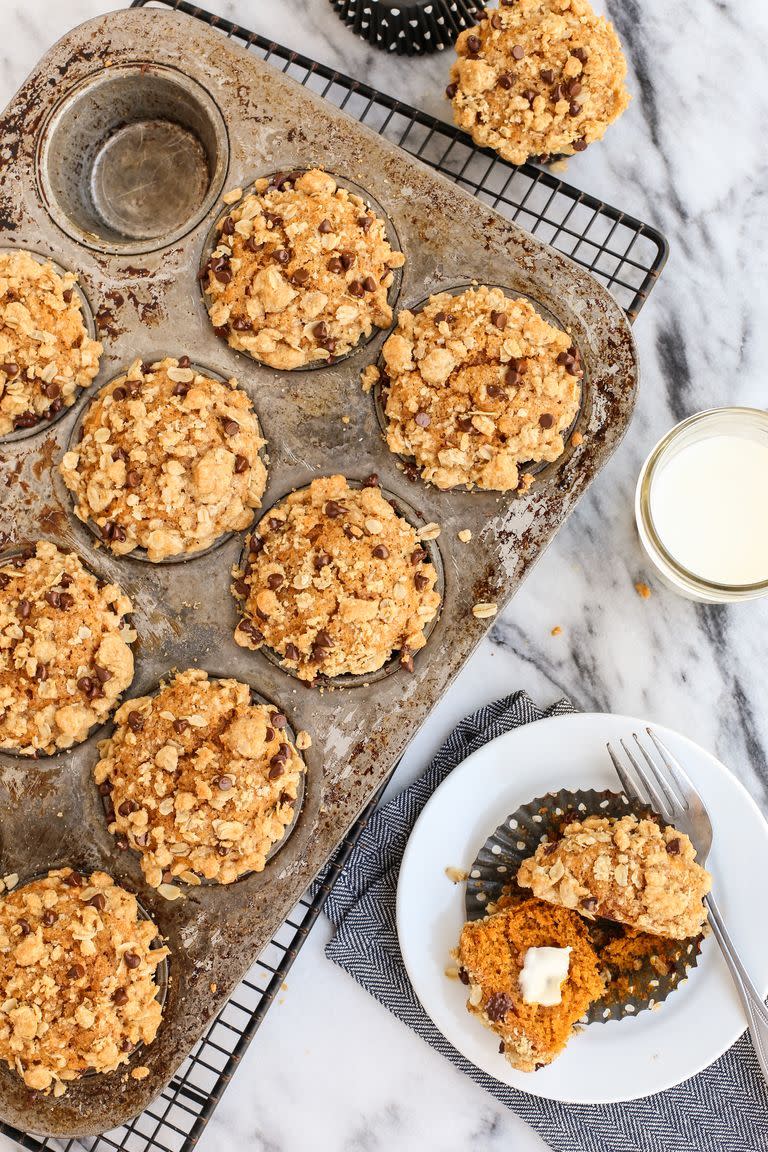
[124,951,141,970]
[18,599,30,619]
[414,572,430,591]
[267,573,284,590]
[88,893,106,911]
[572,46,589,63]
[64,871,83,887]
[511,44,525,59]
[222,419,240,436]
[62,289,74,304]
[457,416,473,432]
[325,500,344,518]
[315,629,333,649]
[499,1041,506,1054]
[666,838,681,855]
[113,988,128,1005]
[340,251,355,271]
[458,967,470,985]
[357,215,372,232]
[234,454,249,475]
[498,73,514,90]
[566,79,582,98]
[539,413,554,429]
[265,727,275,743]
[414,410,431,428]
[363,473,379,488]
[466,34,481,53]
[44,589,60,609]
[77,675,93,694]
[238,619,264,643]
[58,591,74,610]
[284,643,300,662]
[314,551,331,570]
[445,83,458,99]
[214,776,233,791]
[363,275,377,293]
[271,712,287,729]
[273,248,290,265]
[17,918,30,936]
[249,536,264,556]
[569,101,581,116]
[43,382,61,400]
[327,256,343,273]
[2,362,18,376]
[411,547,427,565]
[348,280,365,298]
[269,517,284,530]
[268,761,285,781]
[13,412,39,430]
[486,991,513,1022]
[491,12,503,28]
[67,964,85,981]
[581,896,598,912]
[521,88,537,106]
[214,266,232,285]
[540,68,555,83]
[486,384,504,399]
[174,718,189,734]
[94,665,112,684]
[313,321,329,342]
[573,138,588,152]
[490,310,507,329]
[372,544,389,559]
[34,663,47,682]
[127,711,144,732]
[0,574,8,589]
[232,316,252,331]
[292,267,310,285]
[400,650,415,673]
[318,218,333,234]
[118,800,138,817]
[42,910,56,926]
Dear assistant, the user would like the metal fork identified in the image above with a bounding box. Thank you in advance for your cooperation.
[607,728,768,1084]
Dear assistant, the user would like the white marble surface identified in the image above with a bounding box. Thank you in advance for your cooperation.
[2,1,768,1149]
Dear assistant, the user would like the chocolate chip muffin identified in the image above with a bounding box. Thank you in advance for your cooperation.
[0,541,135,755]
[202,169,405,369]
[455,898,605,1071]
[94,669,306,888]
[362,285,581,491]
[0,250,102,437]
[447,0,630,165]
[0,868,167,1094]
[233,474,441,681]
[517,814,712,939]
[60,357,267,562]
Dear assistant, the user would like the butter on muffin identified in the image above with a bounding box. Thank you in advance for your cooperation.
[233,474,441,681]
[60,357,267,562]
[0,250,102,436]
[202,169,405,369]
[517,814,712,939]
[362,286,581,491]
[455,898,605,1071]
[0,868,167,1094]
[447,0,630,165]
[95,669,305,888]
[0,541,135,755]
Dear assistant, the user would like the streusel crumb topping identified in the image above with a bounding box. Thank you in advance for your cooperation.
[60,357,267,562]
[233,475,441,681]
[517,814,712,939]
[94,669,305,888]
[363,286,581,491]
[0,541,135,755]
[0,250,102,437]
[0,868,167,1094]
[203,169,405,369]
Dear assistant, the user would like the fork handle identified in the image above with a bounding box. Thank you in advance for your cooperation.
[706,893,768,1081]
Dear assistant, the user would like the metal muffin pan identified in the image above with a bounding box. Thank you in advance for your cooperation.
[0,7,637,1137]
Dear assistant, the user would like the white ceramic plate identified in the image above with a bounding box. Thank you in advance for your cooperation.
[396,712,768,1103]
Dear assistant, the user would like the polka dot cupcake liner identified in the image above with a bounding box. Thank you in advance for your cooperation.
[465,787,704,1024]
[329,0,487,56]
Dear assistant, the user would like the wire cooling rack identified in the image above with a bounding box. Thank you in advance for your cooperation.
[0,4,668,1151]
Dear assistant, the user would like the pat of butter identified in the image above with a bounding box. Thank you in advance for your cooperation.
[518,946,571,1006]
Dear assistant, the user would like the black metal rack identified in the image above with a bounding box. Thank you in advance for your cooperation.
[0,4,667,1150]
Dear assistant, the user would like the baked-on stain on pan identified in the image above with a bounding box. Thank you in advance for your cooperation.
[0,7,637,1136]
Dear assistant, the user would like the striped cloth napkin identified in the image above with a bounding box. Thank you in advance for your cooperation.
[323,692,768,1152]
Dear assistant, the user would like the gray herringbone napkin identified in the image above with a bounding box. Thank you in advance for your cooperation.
[323,692,768,1152]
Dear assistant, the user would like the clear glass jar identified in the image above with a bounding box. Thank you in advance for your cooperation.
[635,407,768,603]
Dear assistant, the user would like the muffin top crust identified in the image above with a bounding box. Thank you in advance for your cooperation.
[0,868,167,1094]
[447,0,630,166]
[0,250,102,437]
[455,898,605,1071]
[94,669,306,888]
[203,169,405,369]
[60,356,267,562]
[362,285,581,491]
[0,541,135,755]
[517,814,712,939]
[233,474,441,681]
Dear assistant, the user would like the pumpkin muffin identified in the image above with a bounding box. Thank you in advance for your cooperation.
[203,169,405,369]
[0,250,102,437]
[447,0,629,166]
[517,814,711,939]
[0,541,135,755]
[0,868,167,1094]
[455,898,605,1071]
[233,474,441,681]
[60,357,267,561]
[94,669,306,888]
[362,286,581,491]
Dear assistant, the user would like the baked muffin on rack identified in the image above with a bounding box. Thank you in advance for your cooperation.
[202,169,405,369]
[455,897,605,1071]
[0,868,167,1094]
[362,285,581,492]
[447,0,629,165]
[0,250,102,436]
[517,814,712,939]
[60,357,267,562]
[0,541,135,755]
[95,669,306,888]
[233,474,441,681]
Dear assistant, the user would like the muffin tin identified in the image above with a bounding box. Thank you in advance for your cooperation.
[0,6,637,1137]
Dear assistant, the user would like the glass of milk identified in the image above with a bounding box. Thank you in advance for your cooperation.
[635,408,768,602]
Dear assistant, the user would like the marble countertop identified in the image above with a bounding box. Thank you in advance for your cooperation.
[2,2,767,1149]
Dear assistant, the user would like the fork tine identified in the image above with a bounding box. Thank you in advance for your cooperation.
[645,728,694,811]
[632,733,682,813]
[606,742,645,804]
[619,737,675,822]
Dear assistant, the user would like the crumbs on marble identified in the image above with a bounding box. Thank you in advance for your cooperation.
[445,964,459,980]
[458,529,472,543]
[551,625,562,636]
[445,865,468,884]
[131,1066,150,1081]
[635,581,652,599]
[210,982,218,994]
[341,415,350,425]
[571,430,583,447]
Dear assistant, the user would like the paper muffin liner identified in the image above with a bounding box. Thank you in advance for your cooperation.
[465,788,704,1023]
[329,0,487,56]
